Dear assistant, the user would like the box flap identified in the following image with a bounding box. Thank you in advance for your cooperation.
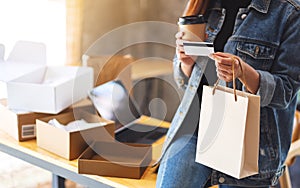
[0,41,46,82]
[7,40,46,65]
[0,63,45,82]
[0,63,44,99]
[0,44,4,61]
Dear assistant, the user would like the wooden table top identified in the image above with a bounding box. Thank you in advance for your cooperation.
[0,116,170,188]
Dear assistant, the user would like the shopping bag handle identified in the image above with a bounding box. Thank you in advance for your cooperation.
[212,57,246,101]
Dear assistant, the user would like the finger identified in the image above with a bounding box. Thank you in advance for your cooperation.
[176,46,185,53]
[180,56,193,62]
[216,68,233,82]
[179,52,194,61]
[216,60,232,69]
[175,31,184,39]
[215,58,232,73]
[214,53,240,67]
[211,54,230,65]
[176,48,182,58]
[180,56,195,66]
[216,64,233,75]
[217,71,233,82]
[176,39,184,47]
[217,71,227,81]
[177,51,189,60]
[178,51,195,61]
[219,69,233,79]
[208,53,215,60]
[213,52,232,58]
[219,57,234,67]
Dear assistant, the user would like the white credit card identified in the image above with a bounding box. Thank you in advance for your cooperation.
[183,41,214,56]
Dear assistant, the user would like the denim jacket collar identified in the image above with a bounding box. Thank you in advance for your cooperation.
[249,0,271,13]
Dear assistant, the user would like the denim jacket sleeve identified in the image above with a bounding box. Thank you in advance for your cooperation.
[257,8,300,108]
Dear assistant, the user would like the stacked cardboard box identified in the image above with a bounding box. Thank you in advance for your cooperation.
[0,41,153,179]
[0,41,93,143]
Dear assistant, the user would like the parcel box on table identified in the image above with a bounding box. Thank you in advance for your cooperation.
[0,98,95,142]
[0,41,46,99]
[78,141,152,179]
[7,66,93,114]
[36,111,115,160]
[0,99,54,141]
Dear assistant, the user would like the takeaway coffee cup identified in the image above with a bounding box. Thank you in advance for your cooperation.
[178,15,206,42]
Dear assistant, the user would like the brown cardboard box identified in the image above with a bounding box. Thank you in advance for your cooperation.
[36,111,115,160]
[78,141,152,179]
[0,99,53,141]
[0,98,95,142]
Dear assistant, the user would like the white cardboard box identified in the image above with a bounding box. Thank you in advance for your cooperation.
[7,66,93,114]
[0,41,94,114]
[0,41,46,99]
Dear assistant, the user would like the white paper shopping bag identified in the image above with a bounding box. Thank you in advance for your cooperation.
[196,85,260,179]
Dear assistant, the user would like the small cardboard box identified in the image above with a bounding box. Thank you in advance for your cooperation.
[0,99,54,141]
[7,66,93,114]
[36,111,115,160]
[78,141,152,179]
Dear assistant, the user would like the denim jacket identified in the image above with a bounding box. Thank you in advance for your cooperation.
[158,0,300,186]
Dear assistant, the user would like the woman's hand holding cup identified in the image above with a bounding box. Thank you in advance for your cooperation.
[176,31,197,77]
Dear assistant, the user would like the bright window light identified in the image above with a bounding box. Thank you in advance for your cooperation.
[0,0,66,65]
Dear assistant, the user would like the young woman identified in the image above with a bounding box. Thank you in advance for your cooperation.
[156,0,300,187]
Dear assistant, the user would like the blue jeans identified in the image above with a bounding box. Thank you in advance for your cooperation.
[156,134,270,188]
